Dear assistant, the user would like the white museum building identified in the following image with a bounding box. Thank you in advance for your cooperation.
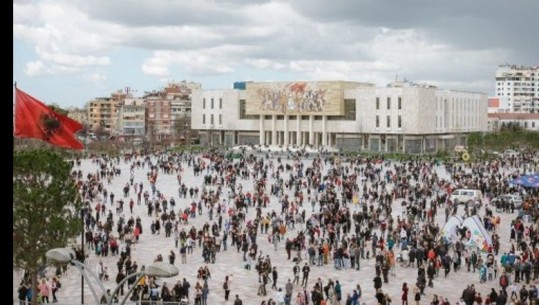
[191,80,488,153]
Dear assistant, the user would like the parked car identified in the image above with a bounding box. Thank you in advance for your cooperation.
[491,194,523,209]
[449,189,483,206]
[503,149,520,158]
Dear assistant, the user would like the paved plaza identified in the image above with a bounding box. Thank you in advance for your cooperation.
[13,147,532,304]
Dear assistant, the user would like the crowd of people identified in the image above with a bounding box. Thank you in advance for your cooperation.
[15,146,539,305]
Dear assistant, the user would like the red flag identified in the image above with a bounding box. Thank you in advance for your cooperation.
[14,88,84,150]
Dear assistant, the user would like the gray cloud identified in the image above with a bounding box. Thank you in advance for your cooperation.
[288,0,538,61]
[14,0,537,99]
[75,0,251,27]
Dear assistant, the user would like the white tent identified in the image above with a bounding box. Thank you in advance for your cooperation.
[439,215,492,251]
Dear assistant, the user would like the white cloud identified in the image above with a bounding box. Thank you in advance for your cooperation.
[13,0,524,97]
[83,73,107,83]
[24,60,52,76]
[14,1,116,77]
[244,59,286,70]
[141,48,240,77]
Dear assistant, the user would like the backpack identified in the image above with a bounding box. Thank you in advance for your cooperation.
[57,281,62,288]
[500,275,508,287]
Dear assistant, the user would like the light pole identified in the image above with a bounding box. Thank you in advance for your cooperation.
[46,248,179,305]
[109,261,179,305]
[46,247,107,305]
[80,207,87,304]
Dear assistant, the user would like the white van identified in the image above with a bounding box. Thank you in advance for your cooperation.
[449,189,483,205]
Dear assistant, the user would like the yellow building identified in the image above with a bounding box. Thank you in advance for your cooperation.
[87,91,127,134]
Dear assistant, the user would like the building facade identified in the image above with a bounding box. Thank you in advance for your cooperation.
[487,113,539,132]
[117,98,146,137]
[192,81,488,153]
[87,91,127,133]
[495,64,539,113]
[67,107,89,126]
[145,97,172,141]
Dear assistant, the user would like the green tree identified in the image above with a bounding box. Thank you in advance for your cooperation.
[467,132,483,153]
[13,149,82,305]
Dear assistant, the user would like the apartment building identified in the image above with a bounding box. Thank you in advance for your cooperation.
[87,91,127,133]
[146,96,172,141]
[495,64,539,113]
[67,107,88,126]
[117,98,146,137]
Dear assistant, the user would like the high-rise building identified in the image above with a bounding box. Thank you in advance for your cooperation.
[495,64,539,113]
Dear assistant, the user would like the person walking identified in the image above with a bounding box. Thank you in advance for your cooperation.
[38,278,50,303]
[116,269,126,296]
[17,282,28,305]
[169,250,176,265]
[51,277,62,303]
[402,282,409,305]
[413,285,421,305]
[301,263,310,287]
[285,279,294,303]
[272,267,279,290]
[224,275,231,301]
[234,294,243,305]
[293,263,300,285]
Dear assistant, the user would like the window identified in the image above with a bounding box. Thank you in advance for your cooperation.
[376,115,379,128]
[210,114,214,125]
[211,98,214,109]
[398,97,402,110]
[219,98,223,109]
[387,97,391,109]
[398,115,402,128]
[376,97,380,110]
[387,115,391,128]
[344,99,356,120]
[219,114,222,125]
[202,114,205,124]
[203,98,206,109]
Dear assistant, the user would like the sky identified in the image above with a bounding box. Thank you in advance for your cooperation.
[13,0,538,108]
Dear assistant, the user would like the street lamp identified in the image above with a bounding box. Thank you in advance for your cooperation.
[108,261,179,305]
[80,207,87,304]
[46,247,107,305]
[46,248,179,305]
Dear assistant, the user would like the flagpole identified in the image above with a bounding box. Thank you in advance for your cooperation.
[13,82,17,153]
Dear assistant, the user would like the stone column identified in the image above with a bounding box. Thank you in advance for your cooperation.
[309,115,314,146]
[272,115,277,146]
[296,115,301,146]
[284,115,289,147]
[322,115,327,146]
[259,115,265,145]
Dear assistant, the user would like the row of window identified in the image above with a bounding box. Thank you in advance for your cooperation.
[202,114,222,125]
[202,98,223,109]
[375,97,402,110]
[375,115,402,128]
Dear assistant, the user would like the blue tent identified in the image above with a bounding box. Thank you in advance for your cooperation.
[510,174,539,188]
